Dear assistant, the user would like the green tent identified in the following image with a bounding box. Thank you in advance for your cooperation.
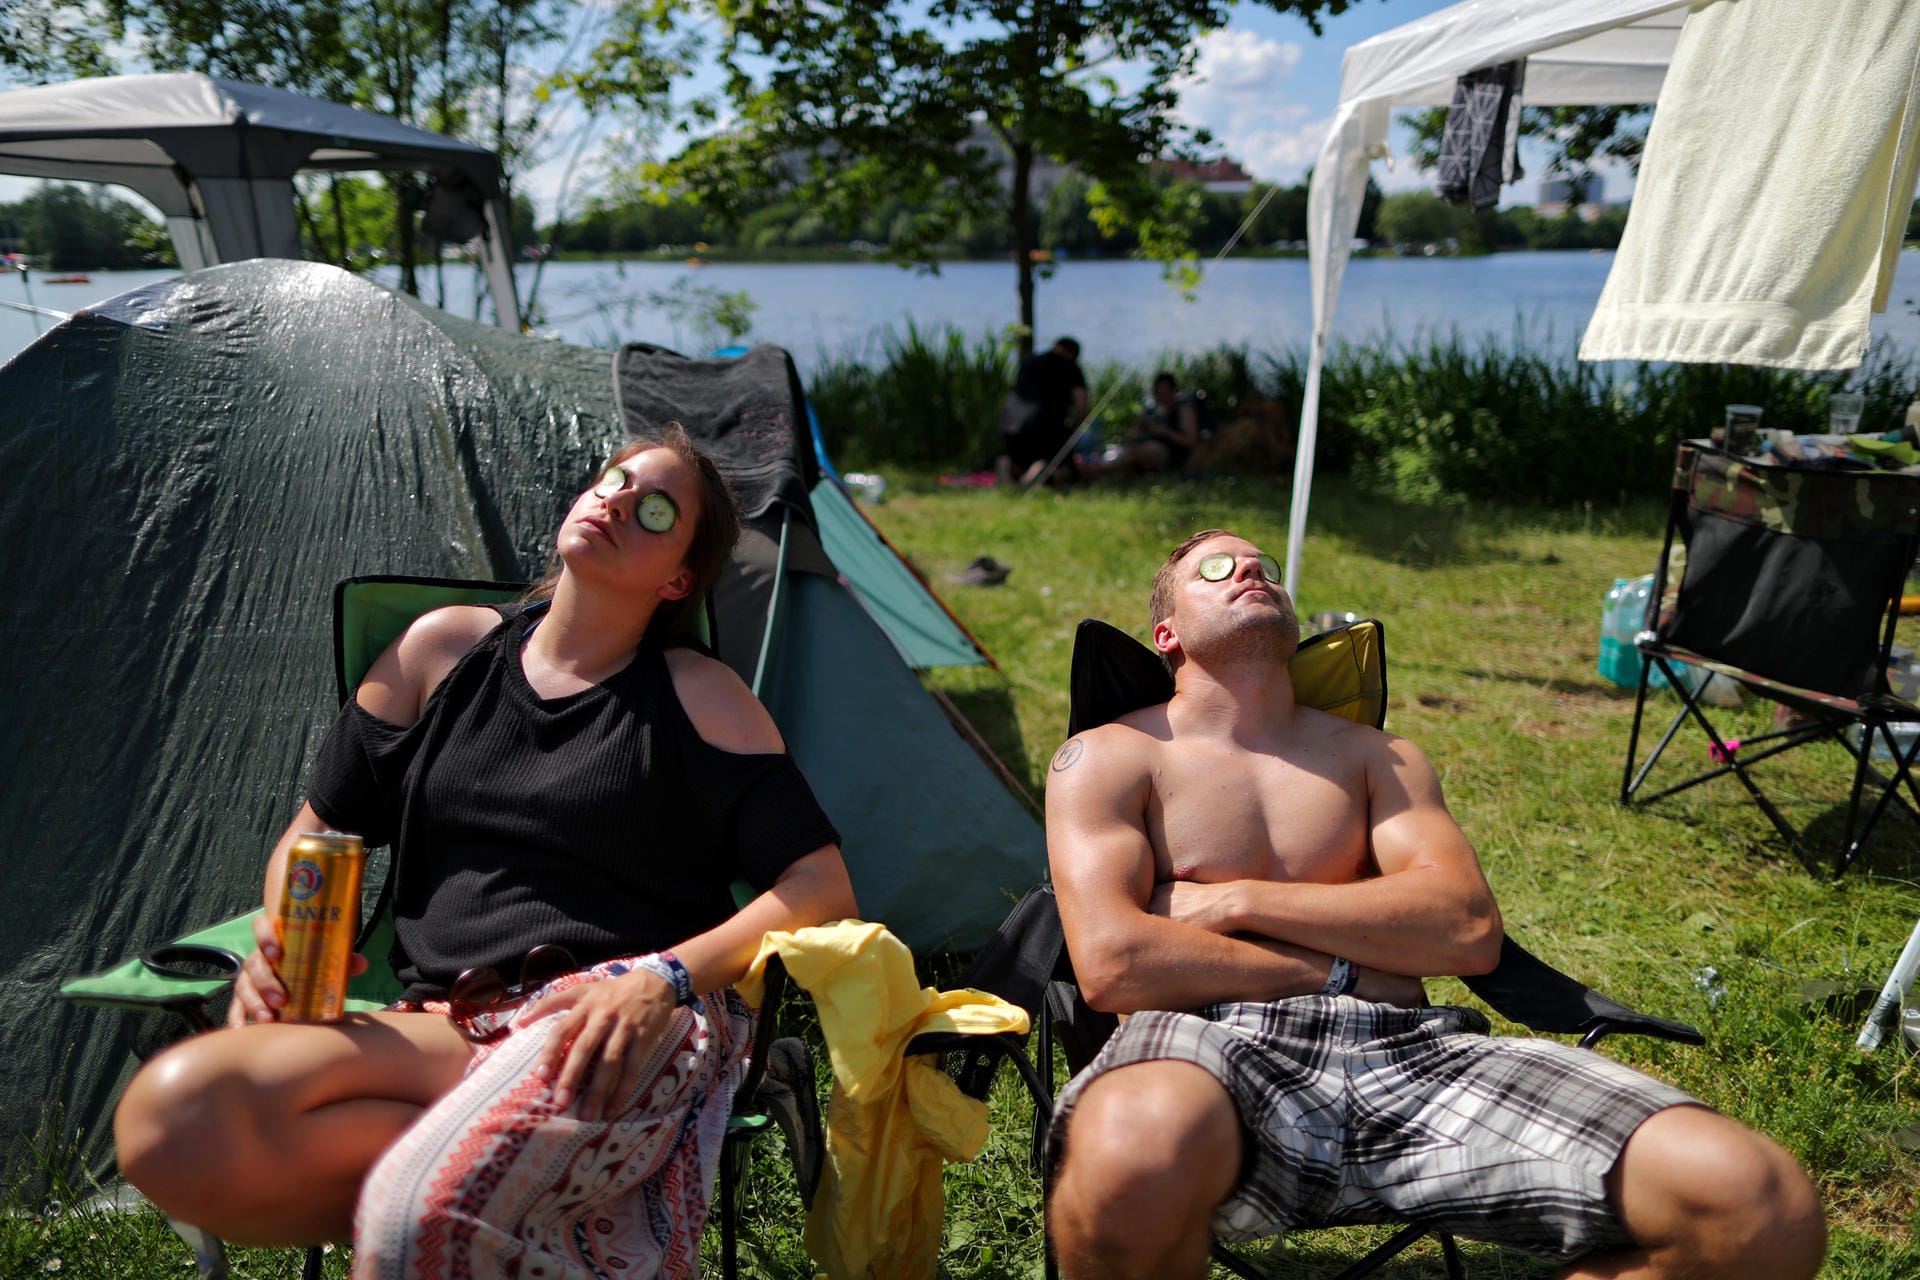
[813,477,993,670]
[704,340,992,673]
[0,260,1042,1181]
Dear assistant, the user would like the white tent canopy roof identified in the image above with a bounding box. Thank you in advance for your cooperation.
[0,74,519,327]
[1287,0,1692,598]
[1338,0,1687,111]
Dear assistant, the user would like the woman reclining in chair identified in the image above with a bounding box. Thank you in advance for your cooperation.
[114,425,858,1279]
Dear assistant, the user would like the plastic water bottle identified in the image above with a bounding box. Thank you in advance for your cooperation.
[843,472,887,504]
[1622,575,1653,685]
[1598,578,1636,687]
[1598,575,1670,689]
[1850,721,1920,762]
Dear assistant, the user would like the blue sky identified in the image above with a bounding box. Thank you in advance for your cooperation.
[1175,0,1459,186]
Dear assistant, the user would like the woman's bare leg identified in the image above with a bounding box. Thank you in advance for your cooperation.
[115,1012,473,1245]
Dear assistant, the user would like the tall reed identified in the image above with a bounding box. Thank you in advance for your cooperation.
[810,320,1920,503]
[808,321,1020,470]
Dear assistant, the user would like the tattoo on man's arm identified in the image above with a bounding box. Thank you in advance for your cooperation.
[1051,739,1085,772]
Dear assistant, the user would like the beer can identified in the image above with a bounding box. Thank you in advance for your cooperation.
[274,831,366,1023]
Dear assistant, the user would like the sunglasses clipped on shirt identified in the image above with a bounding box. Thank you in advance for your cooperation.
[592,464,680,534]
[444,944,579,1041]
[1197,551,1281,584]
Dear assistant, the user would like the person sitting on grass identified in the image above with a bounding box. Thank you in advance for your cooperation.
[1042,528,1826,1280]
[1088,372,1202,476]
[998,336,1090,487]
[113,425,857,1280]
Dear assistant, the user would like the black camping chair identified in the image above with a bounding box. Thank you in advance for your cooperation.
[1620,441,1920,876]
[61,575,819,1280]
[942,618,1703,1280]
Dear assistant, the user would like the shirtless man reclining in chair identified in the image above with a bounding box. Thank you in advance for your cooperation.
[1043,529,1825,1280]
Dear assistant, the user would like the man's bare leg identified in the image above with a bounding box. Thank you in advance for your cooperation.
[1569,1106,1825,1280]
[1049,1061,1243,1280]
[115,1012,473,1245]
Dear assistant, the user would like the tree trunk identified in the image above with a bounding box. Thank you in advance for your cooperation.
[1010,139,1034,361]
[494,1,523,327]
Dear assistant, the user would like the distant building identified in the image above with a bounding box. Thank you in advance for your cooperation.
[1538,175,1608,218]
[964,124,1074,203]
[1158,157,1255,194]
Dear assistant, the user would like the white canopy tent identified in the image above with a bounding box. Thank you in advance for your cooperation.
[1289,0,1692,598]
[0,73,520,328]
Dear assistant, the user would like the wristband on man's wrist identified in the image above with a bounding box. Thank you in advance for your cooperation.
[1322,955,1359,997]
[635,951,696,1005]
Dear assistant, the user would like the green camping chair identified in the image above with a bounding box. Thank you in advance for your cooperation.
[935,617,1704,1280]
[60,574,819,1280]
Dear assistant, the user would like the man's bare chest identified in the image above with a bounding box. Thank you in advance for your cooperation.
[1146,744,1370,884]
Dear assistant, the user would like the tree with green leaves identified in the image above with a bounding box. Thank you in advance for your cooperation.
[0,3,115,81]
[590,0,1365,355]
[1372,191,1463,252]
[0,182,178,269]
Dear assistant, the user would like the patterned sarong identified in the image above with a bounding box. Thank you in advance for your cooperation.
[353,957,754,1280]
[1051,995,1700,1262]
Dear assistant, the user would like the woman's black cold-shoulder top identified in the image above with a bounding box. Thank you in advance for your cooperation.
[305,607,840,1002]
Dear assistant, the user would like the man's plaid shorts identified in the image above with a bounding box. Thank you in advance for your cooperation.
[1049,995,1701,1262]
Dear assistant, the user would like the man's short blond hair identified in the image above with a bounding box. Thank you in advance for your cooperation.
[1149,528,1236,634]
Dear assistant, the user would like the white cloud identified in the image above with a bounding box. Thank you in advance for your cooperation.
[1233,110,1335,181]
[1178,27,1302,99]
[1171,29,1332,185]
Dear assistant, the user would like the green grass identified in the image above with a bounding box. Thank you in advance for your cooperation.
[11,474,1920,1277]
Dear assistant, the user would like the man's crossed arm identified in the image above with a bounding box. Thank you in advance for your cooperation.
[1046,727,1501,1016]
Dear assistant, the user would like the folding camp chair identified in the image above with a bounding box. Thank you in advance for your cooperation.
[60,575,819,1280]
[938,617,1703,1280]
[1620,441,1920,875]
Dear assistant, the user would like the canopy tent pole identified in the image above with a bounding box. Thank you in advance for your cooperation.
[479,195,522,330]
[1284,340,1327,599]
[1285,101,1376,601]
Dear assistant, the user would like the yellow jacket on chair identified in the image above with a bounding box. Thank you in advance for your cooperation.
[742,919,1030,1280]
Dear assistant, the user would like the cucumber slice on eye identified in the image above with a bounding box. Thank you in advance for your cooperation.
[592,465,627,499]
[638,492,679,533]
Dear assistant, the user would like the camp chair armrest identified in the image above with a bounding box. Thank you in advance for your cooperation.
[1458,935,1704,1046]
[909,1027,1053,1097]
[60,903,404,1031]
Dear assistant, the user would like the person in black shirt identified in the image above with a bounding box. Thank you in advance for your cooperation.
[114,425,857,1276]
[999,336,1090,485]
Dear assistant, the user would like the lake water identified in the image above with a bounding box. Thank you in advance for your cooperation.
[9,250,1920,372]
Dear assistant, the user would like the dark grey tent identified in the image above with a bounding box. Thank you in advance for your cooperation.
[0,260,1042,1181]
